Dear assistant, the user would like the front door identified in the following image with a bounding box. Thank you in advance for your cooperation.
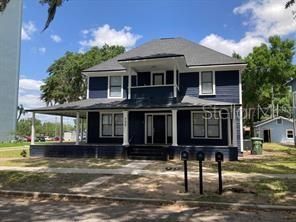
[153,115,166,144]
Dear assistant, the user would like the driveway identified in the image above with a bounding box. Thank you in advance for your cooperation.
[0,197,295,222]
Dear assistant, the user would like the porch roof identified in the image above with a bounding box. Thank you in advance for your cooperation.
[26,96,238,117]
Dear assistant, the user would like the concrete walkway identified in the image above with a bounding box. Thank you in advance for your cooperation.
[0,166,295,179]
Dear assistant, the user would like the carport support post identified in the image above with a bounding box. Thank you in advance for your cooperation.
[59,116,63,143]
[172,109,178,146]
[75,112,80,145]
[123,110,129,146]
[31,112,35,145]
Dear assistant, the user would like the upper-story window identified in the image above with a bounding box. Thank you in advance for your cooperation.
[151,72,165,85]
[108,76,122,98]
[200,71,215,95]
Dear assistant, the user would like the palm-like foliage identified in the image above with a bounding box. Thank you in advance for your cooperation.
[39,0,66,31]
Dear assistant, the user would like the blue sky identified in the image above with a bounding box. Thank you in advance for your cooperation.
[19,0,296,117]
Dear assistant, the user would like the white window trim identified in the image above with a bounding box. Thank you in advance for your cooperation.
[286,129,294,139]
[107,76,123,99]
[151,71,166,86]
[191,111,222,139]
[99,112,123,138]
[199,71,216,96]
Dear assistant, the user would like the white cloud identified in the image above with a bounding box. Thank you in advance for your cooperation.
[200,0,296,57]
[50,34,62,43]
[18,78,44,109]
[18,78,74,124]
[19,79,43,92]
[233,0,296,37]
[79,24,142,51]
[38,47,46,54]
[200,33,266,57]
[21,21,37,40]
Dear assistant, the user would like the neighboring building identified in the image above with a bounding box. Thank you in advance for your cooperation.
[287,78,296,145]
[0,0,22,141]
[28,38,246,161]
[254,116,294,144]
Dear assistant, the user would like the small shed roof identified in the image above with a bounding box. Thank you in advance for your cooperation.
[254,116,293,127]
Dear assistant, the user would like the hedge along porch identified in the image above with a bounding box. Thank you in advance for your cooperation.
[28,100,240,161]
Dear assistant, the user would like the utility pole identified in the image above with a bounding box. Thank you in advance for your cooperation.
[271,86,274,119]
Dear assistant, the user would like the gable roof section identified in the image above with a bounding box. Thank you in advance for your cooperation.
[83,37,245,72]
[254,116,293,127]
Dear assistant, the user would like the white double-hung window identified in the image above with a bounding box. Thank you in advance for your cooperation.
[108,76,123,98]
[191,111,221,139]
[200,71,215,95]
[100,113,123,137]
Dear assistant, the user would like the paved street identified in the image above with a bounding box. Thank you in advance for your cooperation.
[0,197,295,222]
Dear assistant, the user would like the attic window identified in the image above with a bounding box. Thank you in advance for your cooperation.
[276,119,282,124]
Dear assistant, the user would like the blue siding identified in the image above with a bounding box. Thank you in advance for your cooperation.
[179,72,199,97]
[131,86,174,99]
[129,112,145,144]
[177,110,228,146]
[254,117,294,144]
[89,77,108,98]
[179,71,240,103]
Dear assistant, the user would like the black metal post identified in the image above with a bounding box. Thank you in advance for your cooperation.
[199,160,203,194]
[184,160,188,193]
[218,160,222,194]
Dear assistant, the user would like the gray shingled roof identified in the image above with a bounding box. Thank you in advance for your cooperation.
[83,38,245,72]
[27,96,237,116]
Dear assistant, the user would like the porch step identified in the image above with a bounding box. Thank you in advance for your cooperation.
[127,146,168,161]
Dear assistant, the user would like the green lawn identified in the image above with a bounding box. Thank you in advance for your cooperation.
[145,143,296,174]
[0,149,29,158]
[0,171,293,205]
[0,171,99,193]
[0,158,130,169]
[0,142,30,148]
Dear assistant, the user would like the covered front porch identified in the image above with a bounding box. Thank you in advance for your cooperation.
[28,97,241,161]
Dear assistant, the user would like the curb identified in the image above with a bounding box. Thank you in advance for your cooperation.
[0,190,295,211]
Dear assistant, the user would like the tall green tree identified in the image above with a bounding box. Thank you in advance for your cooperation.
[41,45,124,105]
[243,36,295,128]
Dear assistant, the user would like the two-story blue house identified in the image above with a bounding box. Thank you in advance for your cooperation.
[29,38,246,161]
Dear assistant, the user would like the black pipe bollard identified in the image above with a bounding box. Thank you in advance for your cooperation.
[181,151,189,193]
[184,159,188,193]
[196,151,205,195]
[215,152,224,195]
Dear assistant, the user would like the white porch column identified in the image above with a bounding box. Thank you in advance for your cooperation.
[75,112,80,145]
[172,109,178,146]
[31,112,35,145]
[128,67,131,99]
[232,107,238,147]
[239,107,244,152]
[59,116,63,143]
[227,110,232,146]
[173,65,177,97]
[123,111,129,146]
